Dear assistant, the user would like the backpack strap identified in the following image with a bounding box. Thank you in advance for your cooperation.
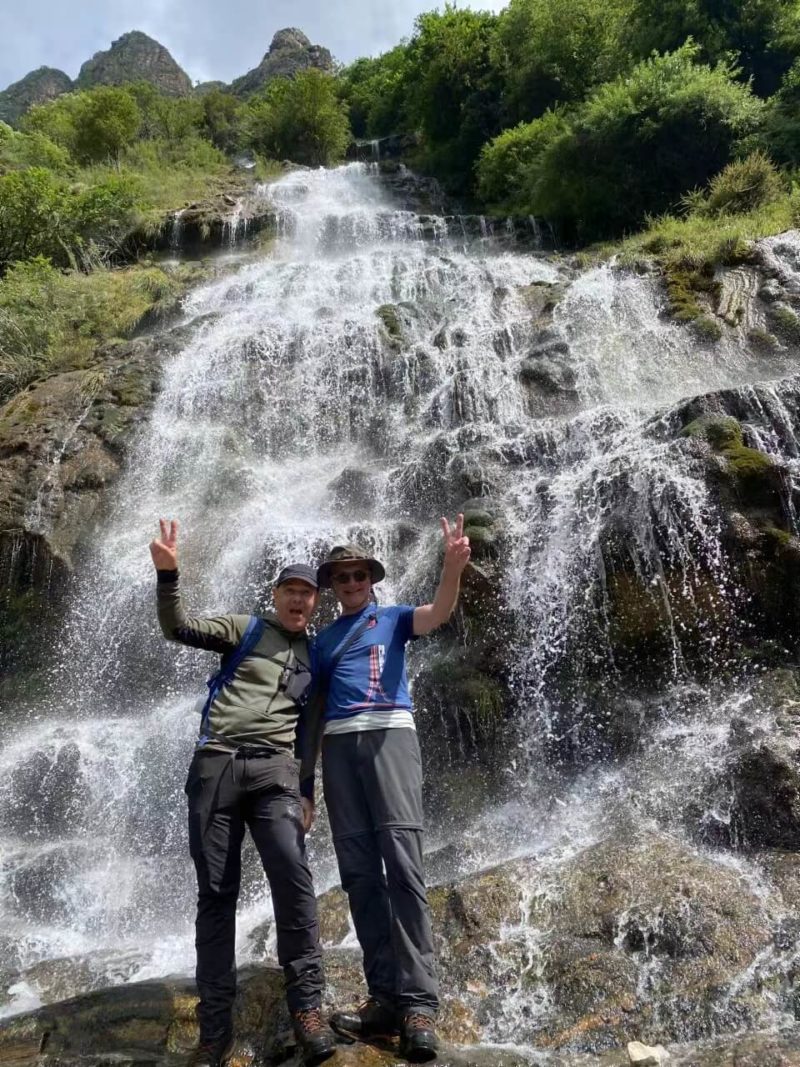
[200,615,265,738]
[326,610,378,679]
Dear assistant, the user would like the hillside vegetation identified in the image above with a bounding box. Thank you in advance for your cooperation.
[4,1,800,404]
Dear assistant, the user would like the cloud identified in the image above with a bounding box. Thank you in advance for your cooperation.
[0,0,509,89]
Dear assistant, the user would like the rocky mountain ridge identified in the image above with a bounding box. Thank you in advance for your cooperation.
[0,27,335,126]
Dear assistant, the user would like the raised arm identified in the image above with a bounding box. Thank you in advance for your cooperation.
[412,514,472,637]
[150,518,241,653]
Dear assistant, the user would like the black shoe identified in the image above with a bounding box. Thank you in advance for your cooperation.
[291,1007,336,1065]
[399,1012,438,1063]
[188,1031,234,1067]
[329,997,399,1040]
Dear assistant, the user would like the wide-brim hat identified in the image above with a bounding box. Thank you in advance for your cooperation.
[317,543,386,589]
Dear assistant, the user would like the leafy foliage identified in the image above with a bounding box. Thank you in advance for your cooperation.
[0,166,144,271]
[496,0,631,124]
[247,70,350,166]
[480,45,765,240]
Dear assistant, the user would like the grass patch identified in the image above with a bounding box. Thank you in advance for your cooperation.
[618,193,799,273]
[0,256,211,402]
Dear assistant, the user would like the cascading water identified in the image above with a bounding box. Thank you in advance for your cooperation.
[2,163,800,1048]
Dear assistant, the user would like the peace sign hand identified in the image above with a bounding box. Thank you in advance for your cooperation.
[441,513,471,574]
[149,518,179,571]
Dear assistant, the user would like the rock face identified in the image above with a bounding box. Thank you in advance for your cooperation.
[0,67,73,126]
[77,31,192,96]
[231,28,334,97]
[1,832,797,1065]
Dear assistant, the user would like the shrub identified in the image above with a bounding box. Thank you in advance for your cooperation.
[497,44,765,241]
[477,110,570,211]
[698,152,784,216]
[247,70,350,166]
[0,123,71,172]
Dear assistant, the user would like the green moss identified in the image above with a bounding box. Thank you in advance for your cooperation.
[462,508,494,528]
[771,305,800,342]
[693,314,723,341]
[663,263,722,339]
[748,327,780,352]
[427,656,505,728]
[681,414,742,449]
[724,440,775,480]
[375,303,402,339]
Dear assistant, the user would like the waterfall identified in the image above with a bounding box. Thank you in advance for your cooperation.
[2,163,799,1038]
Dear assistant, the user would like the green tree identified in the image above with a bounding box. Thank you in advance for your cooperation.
[247,70,350,166]
[758,58,800,164]
[482,44,765,241]
[477,110,571,210]
[200,89,245,154]
[0,167,70,269]
[623,0,800,97]
[72,87,142,164]
[403,5,504,194]
[340,47,413,138]
[496,0,632,124]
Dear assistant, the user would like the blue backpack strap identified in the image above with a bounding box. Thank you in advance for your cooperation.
[199,615,265,739]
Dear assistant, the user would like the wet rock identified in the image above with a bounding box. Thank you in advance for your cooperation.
[628,1041,670,1065]
[727,731,800,848]
[327,468,380,512]
[532,831,773,1050]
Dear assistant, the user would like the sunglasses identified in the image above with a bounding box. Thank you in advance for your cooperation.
[331,568,370,586]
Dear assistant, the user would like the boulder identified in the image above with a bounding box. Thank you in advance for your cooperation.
[77,32,192,95]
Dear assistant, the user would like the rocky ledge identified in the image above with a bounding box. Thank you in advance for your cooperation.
[3,826,800,1065]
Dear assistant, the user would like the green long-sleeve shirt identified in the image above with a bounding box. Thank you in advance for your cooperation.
[156,570,311,751]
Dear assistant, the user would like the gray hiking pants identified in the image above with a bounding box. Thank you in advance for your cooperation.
[322,727,439,1015]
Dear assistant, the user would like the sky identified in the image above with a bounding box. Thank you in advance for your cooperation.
[0,0,509,89]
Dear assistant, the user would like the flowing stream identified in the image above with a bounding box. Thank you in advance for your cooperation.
[2,164,800,1043]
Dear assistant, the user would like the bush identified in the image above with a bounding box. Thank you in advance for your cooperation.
[477,110,570,211]
[495,44,765,241]
[71,87,142,164]
[0,166,144,272]
[247,70,350,166]
[0,258,191,402]
[0,123,71,172]
[759,59,800,165]
[697,152,784,216]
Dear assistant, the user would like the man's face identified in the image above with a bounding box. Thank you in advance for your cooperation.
[329,561,372,612]
[273,579,319,632]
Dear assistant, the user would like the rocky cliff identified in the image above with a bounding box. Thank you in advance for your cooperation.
[231,28,334,97]
[76,31,192,96]
[0,66,73,127]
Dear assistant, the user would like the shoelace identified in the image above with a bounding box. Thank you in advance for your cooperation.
[294,1007,324,1033]
[404,1012,434,1031]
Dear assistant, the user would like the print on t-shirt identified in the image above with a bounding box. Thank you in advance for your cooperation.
[312,605,417,721]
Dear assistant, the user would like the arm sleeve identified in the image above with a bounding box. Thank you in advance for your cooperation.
[394,604,418,643]
[156,570,244,654]
[298,640,325,801]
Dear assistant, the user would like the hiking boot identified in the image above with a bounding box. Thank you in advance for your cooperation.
[329,997,399,1040]
[291,1007,336,1065]
[188,1031,234,1067]
[399,1012,438,1063]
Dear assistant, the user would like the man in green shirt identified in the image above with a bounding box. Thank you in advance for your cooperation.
[150,519,335,1067]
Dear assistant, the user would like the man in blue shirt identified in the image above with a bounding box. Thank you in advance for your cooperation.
[300,516,471,1064]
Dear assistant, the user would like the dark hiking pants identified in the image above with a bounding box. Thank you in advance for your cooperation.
[322,728,438,1016]
[185,748,323,1038]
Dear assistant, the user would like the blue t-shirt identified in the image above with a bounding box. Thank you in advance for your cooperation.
[312,604,417,721]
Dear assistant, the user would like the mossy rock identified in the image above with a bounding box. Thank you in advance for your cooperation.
[375,303,403,340]
[770,303,800,342]
[681,414,742,449]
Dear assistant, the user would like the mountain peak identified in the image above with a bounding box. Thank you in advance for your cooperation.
[231,27,333,97]
[77,30,192,96]
[0,66,73,127]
